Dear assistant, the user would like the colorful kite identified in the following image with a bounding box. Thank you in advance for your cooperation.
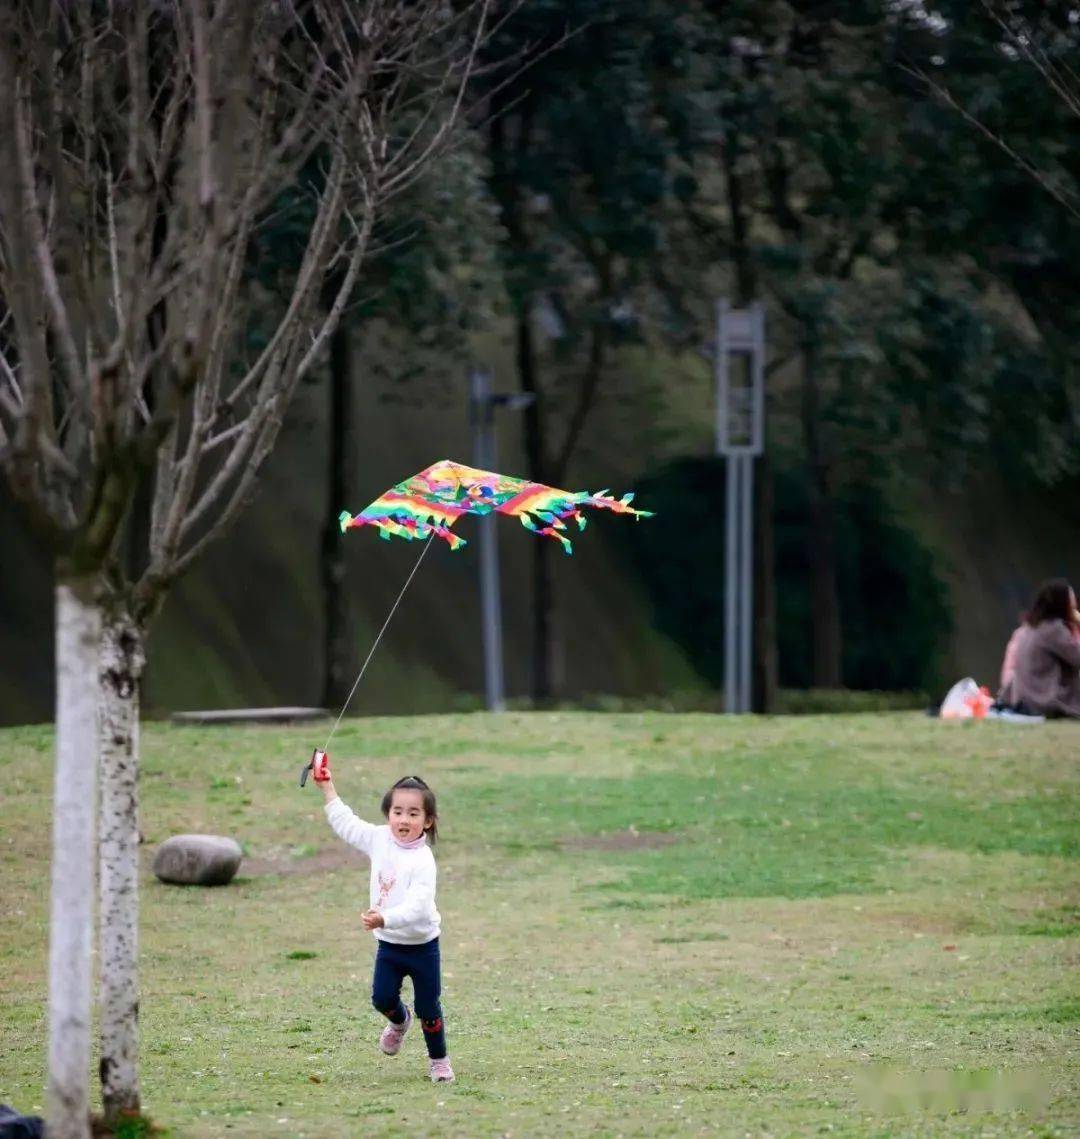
[339,459,652,554]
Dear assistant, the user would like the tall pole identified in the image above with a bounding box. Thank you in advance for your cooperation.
[724,453,739,714]
[738,452,754,713]
[470,368,506,712]
[716,301,765,714]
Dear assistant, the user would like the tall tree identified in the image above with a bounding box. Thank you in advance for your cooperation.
[713,0,1078,690]
[889,0,1080,485]
[0,2,490,1135]
[675,2,898,686]
[481,0,699,700]
[470,0,1075,701]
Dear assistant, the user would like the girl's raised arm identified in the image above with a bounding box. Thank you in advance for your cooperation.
[322,781,379,855]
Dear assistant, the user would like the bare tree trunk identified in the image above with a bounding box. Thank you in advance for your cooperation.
[98,610,145,1125]
[48,577,101,1139]
[800,339,843,688]
[517,310,554,703]
[322,320,356,709]
[489,108,556,705]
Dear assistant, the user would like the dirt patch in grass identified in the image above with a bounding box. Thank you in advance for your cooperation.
[861,907,964,937]
[240,848,356,877]
[561,829,680,851]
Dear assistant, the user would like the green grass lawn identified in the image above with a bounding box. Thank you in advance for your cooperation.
[1,712,1077,1138]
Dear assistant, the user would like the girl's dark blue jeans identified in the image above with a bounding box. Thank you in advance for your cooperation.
[371,937,446,1059]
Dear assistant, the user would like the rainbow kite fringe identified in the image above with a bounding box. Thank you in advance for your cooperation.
[339,459,652,554]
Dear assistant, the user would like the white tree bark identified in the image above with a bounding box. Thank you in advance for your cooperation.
[48,579,102,1139]
[98,612,145,1124]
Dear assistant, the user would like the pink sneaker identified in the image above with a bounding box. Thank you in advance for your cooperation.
[429,1056,455,1083]
[379,1006,412,1055]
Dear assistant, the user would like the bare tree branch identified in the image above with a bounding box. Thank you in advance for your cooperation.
[903,62,1080,221]
[13,76,85,399]
[297,193,375,379]
[1,0,502,604]
[979,0,1080,120]
[382,0,491,196]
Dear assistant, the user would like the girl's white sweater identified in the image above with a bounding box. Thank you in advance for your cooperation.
[324,796,441,945]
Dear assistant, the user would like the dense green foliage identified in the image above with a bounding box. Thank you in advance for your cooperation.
[452,1,1077,694]
[622,457,952,692]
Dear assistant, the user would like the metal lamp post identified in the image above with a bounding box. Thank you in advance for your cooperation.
[715,301,765,714]
[469,368,534,712]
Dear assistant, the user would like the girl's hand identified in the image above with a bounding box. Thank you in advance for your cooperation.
[319,778,338,804]
[312,750,332,783]
[361,909,385,931]
[302,749,333,793]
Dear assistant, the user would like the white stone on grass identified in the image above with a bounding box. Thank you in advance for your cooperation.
[152,835,242,886]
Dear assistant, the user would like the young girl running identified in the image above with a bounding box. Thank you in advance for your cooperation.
[314,760,454,1082]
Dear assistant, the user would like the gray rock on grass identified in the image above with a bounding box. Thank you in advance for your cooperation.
[152,834,243,886]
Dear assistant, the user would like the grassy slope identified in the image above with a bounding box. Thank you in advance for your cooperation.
[137,350,704,718]
[1,712,1077,1137]
[129,338,1080,717]
[5,333,1078,725]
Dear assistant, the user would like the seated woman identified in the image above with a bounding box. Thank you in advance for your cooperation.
[999,578,1080,718]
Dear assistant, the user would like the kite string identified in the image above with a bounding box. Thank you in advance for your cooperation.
[322,532,435,754]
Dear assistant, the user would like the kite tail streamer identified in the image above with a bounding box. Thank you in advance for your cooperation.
[341,459,653,554]
[322,533,435,754]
